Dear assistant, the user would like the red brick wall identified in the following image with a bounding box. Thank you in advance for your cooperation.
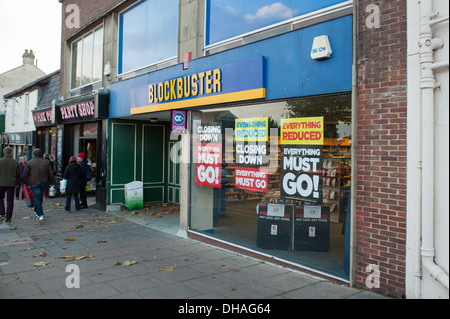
[355,0,407,298]
[59,0,134,97]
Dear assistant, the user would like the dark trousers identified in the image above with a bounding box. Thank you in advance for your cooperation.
[15,181,24,199]
[80,183,87,207]
[0,186,15,220]
[65,193,81,211]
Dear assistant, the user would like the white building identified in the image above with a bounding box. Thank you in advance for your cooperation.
[0,50,46,104]
[406,0,449,299]
[2,71,59,160]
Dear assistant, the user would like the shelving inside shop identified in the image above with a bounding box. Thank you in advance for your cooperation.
[222,134,351,222]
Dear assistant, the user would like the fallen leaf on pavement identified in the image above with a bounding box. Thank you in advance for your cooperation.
[60,255,93,261]
[34,261,50,267]
[64,237,76,241]
[154,265,176,272]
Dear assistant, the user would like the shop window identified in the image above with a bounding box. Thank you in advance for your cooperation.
[190,94,352,279]
[71,26,104,89]
[118,0,178,75]
[206,0,348,45]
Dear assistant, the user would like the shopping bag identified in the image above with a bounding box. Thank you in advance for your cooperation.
[23,184,35,208]
[60,179,67,194]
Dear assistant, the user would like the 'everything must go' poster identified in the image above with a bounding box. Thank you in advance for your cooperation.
[280,117,324,202]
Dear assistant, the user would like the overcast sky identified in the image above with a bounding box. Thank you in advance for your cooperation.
[0,0,62,75]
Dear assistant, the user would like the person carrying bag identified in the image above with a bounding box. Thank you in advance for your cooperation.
[63,156,83,212]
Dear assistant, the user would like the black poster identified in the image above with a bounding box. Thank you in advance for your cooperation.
[280,145,323,203]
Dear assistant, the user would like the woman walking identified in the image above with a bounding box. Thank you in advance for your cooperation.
[63,156,82,212]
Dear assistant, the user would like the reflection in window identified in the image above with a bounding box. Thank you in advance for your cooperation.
[190,94,352,279]
[71,27,104,89]
[119,0,178,74]
[206,0,348,45]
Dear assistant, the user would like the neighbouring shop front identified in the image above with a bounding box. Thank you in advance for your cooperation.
[33,106,57,167]
[55,91,109,210]
[109,14,353,281]
[1,131,34,161]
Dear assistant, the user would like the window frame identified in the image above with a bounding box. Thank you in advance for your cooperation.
[117,0,179,77]
[204,0,353,51]
[70,25,104,91]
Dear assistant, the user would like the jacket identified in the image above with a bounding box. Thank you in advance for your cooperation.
[63,162,83,193]
[0,154,20,187]
[79,158,88,185]
[22,156,54,186]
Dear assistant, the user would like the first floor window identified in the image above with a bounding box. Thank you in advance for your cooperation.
[71,26,104,89]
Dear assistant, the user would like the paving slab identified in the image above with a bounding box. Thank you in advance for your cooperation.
[0,196,389,301]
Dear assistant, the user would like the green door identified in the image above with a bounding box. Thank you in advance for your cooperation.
[142,124,165,202]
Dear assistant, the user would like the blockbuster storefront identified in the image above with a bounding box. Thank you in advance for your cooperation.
[109,14,353,280]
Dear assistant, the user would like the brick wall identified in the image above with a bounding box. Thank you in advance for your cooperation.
[355,0,407,298]
[59,0,134,97]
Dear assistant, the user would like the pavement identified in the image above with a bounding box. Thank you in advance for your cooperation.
[0,196,389,301]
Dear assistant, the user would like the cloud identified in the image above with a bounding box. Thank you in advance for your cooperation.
[245,2,292,24]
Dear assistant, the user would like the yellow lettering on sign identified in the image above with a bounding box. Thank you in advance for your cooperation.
[147,68,223,104]
[148,85,154,104]
[191,74,198,97]
[177,78,183,99]
[184,76,191,98]
[213,69,221,93]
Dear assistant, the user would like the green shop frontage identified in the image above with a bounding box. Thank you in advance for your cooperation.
[108,15,353,282]
[107,118,181,206]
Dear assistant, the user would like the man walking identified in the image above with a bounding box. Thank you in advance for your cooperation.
[0,147,20,223]
[22,148,54,221]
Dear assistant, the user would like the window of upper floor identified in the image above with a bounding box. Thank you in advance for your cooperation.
[206,0,351,46]
[70,26,104,90]
[118,0,179,76]
[24,93,29,124]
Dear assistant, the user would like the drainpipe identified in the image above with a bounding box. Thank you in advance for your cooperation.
[419,0,449,291]
[349,0,358,287]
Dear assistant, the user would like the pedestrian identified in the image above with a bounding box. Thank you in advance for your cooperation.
[15,156,26,200]
[43,153,55,199]
[77,153,88,209]
[63,156,82,212]
[0,147,20,223]
[22,148,54,221]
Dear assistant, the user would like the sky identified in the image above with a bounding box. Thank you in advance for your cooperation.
[0,0,62,75]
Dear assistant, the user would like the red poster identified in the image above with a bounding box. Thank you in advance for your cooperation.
[195,143,222,188]
[235,167,268,193]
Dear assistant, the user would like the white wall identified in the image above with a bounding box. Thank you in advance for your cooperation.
[406,0,449,299]
[4,88,38,133]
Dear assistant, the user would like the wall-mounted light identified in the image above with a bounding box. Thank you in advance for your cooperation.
[150,118,158,123]
[104,61,112,77]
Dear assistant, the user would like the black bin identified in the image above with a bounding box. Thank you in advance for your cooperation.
[293,205,330,252]
[256,204,292,250]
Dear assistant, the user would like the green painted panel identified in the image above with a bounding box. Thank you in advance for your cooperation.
[144,186,164,202]
[111,188,125,204]
[142,125,164,183]
[112,123,135,185]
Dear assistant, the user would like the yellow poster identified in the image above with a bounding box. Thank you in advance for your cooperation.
[281,116,324,145]
[235,117,268,142]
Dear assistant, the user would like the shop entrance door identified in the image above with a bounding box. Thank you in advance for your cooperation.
[79,138,97,195]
